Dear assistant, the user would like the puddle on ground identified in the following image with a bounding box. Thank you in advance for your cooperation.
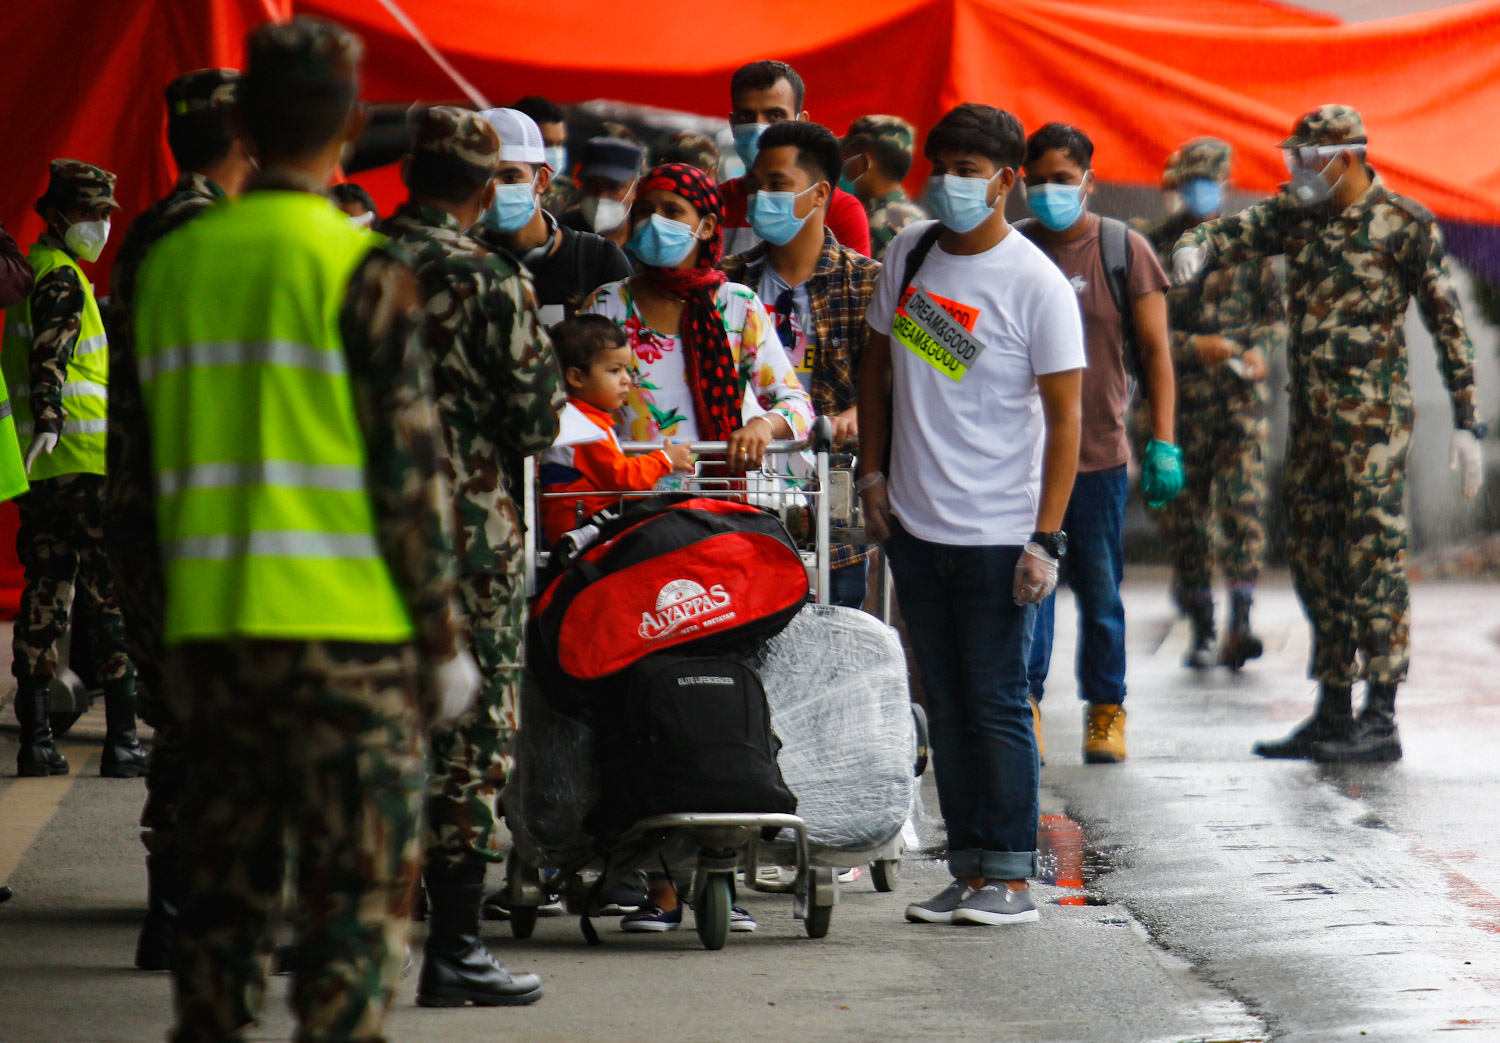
[1037,813,1116,905]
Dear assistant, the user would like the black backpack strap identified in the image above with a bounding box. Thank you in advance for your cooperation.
[1098,217,1146,393]
[897,223,945,303]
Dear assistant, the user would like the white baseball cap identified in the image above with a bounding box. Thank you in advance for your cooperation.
[481,107,547,166]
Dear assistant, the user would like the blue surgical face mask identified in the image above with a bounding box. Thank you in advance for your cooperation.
[732,123,769,169]
[544,145,568,176]
[926,172,1001,234]
[838,156,867,196]
[627,213,704,269]
[1026,179,1088,232]
[748,184,821,246]
[1180,178,1223,219]
[482,180,538,233]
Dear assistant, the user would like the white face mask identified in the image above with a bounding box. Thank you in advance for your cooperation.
[580,195,630,234]
[63,218,110,262]
[348,211,376,229]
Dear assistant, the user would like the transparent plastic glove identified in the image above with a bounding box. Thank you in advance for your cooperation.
[1013,543,1059,605]
[1450,428,1483,500]
[858,473,892,543]
[23,432,58,474]
[1172,244,1206,285]
[1141,439,1185,508]
[430,649,481,726]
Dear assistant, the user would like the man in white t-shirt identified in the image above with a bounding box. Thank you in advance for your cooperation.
[858,103,1085,927]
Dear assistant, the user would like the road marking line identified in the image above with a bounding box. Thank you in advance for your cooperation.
[0,745,91,880]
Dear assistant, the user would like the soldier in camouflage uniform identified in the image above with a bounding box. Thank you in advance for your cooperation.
[380,105,563,1007]
[1175,105,1483,763]
[841,115,928,261]
[104,66,256,972]
[1,160,146,780]
[1139,138,1285,672]
[123,18,486,1039]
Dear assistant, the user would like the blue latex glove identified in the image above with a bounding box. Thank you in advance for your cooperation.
[1141,439,1185,508]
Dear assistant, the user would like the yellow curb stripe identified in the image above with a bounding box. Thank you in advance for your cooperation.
[0,746,92,880]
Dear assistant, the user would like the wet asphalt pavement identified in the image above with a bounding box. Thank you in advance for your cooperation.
[1,575,1497,1041]
[1038,576,1500,1040]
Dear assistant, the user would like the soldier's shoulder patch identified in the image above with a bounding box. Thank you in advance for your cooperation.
[1384,192,1436,227]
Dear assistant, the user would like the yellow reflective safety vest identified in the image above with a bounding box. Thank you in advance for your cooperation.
[1,243,109,483]
[0,366,28,503]
[132,191,415,646]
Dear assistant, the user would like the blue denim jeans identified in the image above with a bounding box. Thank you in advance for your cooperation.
[884,517,1039,881]
[828,560,867,610]
[1027,465,1128,705]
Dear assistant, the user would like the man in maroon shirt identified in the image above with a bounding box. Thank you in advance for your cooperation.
[0,223,34,309]
[721,60,871,258]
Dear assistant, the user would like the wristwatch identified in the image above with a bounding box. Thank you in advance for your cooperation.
[1031,530,1067,560]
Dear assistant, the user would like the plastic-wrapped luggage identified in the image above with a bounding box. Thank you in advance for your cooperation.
[505,604,914,866]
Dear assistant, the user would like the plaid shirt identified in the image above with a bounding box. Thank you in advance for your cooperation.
[723,230,882,570]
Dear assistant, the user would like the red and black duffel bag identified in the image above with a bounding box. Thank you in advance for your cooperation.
[529,494,809,715]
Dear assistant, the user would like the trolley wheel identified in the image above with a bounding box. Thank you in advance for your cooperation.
[508,905,537,939]
[871,858,900,892]
[48,710,83,737]
[805,867,835,939]
[911,702,930,778]
[694,872,732,951]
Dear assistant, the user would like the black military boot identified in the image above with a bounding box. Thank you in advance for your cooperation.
[1182,591,1216,670]
[1252,683,1355,759]
[1311,682,1402,763]
[15,684,69,777]
[134,851,178,971]
[1219,590,1265,672]
[417,856,542,1008]
[100,680,150,778]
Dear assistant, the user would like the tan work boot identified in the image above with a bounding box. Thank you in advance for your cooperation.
[1084,704,1127,764]
[1029,696,1045,765]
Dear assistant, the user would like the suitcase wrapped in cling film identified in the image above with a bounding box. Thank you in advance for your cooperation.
[505,604,915,867]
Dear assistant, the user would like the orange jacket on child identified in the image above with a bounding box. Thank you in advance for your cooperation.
[539,398,675,544]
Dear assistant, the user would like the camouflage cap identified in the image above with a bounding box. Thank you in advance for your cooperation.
[658,130,719,174]
[411,105,501,173]
[844,115,916,156]
[41,159,121,213]
[164,68,241,119]
[1164,137,1232,186]
[1279,104,1367,149]
[246,16,362,89]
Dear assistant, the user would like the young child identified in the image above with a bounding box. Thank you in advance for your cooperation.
[540,315,695,544]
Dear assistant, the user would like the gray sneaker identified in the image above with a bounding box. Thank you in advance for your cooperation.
[951,884,1041,926]
[904,879,973,924]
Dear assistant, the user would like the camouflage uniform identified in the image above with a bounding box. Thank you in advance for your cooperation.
[540,172,577,218]
[658,130,720,175]
[843,116,928,262]
[1180,107,1478,688]
[106,68,240,862]
[11,161,131,695]
[1140,139,1284,609]
[119,20,466,1041]
[380,107,565,868]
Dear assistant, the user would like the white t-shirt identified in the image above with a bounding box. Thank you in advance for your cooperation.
[865,220,1086,546]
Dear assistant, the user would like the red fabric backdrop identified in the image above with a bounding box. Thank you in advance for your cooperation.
[1,0,1498,615]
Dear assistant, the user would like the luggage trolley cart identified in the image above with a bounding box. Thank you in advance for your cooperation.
[508,418,843,949]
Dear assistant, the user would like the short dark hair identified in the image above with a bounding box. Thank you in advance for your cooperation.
[924,104,1026,170]
[512,95,565,126]
[1024,122,1094,171]
[844,135,912,181]
[168,111,237,172]
[730,60,805,112]
[241,79,357,161]
[551,314,626,373]
[331,182,377,215]
[758,120,842,190]
[405,152,494,206]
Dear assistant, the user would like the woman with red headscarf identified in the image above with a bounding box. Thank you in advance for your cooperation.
[581,162,812,471]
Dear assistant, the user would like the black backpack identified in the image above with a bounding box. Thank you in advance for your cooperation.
[584,654,797,841]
